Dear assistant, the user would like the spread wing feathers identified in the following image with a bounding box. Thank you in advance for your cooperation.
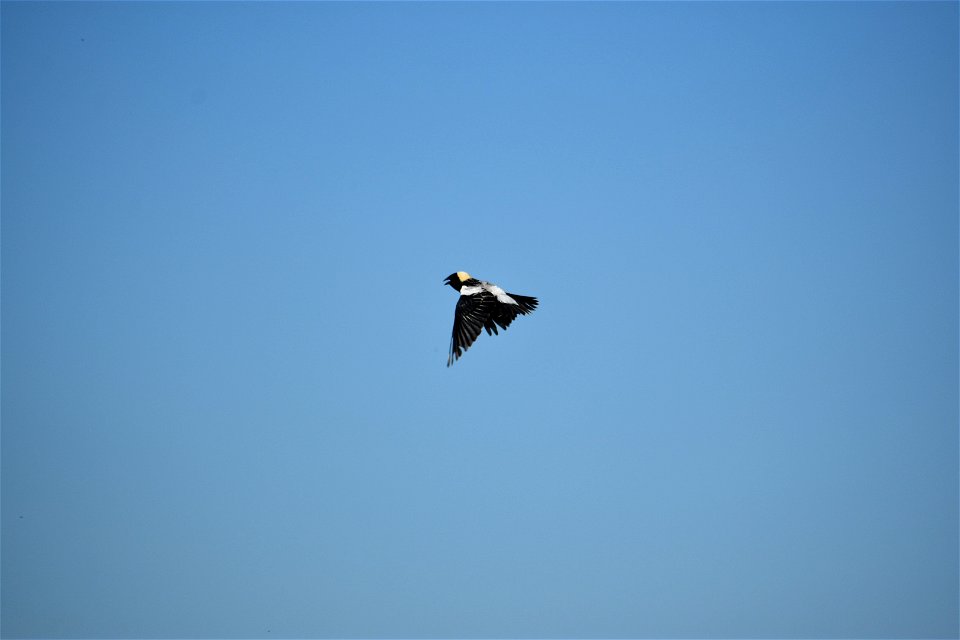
[448,291,497,366]
[490,293,539,332]
[448,291,540,366]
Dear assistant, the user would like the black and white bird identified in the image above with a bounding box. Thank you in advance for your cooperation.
[443,271,538,366]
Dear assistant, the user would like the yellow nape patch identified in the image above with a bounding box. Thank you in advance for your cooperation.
[456,271,472,282]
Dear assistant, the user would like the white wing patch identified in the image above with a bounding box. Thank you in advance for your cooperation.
[482,282,518,305]
[460,285,483,296]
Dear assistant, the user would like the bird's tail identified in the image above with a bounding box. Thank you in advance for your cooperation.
[509,294,538,315]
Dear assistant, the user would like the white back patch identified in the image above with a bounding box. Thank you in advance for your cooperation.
[460,285,483,296]
[482,282,517,305]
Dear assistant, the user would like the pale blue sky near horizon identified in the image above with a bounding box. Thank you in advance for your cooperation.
[2,2,958,638]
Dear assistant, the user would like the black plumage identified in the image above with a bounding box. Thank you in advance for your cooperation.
[444,272,538,366]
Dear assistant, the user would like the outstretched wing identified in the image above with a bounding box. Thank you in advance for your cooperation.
[491,293,539,331]
[448,291,496,366]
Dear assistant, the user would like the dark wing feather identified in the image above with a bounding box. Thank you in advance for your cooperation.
[448,291,496,366]
[492,305,519,331]
[492,293,538,330]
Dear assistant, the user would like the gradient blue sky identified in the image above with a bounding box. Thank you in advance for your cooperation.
[2,2,957,638]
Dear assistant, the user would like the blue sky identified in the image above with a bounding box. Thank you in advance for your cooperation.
[2,2,957,638]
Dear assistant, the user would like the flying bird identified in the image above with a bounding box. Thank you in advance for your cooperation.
[443,271,538,366]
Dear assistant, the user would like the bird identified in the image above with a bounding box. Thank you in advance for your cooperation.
[443,271,538,366]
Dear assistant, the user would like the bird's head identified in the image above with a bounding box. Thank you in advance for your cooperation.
[443,271,471,291]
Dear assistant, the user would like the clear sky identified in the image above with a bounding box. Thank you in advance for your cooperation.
[2,2,957,638]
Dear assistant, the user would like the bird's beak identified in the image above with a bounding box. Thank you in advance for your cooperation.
[443,276,451,286]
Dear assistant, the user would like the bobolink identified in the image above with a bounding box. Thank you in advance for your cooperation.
[443,271,538,366]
